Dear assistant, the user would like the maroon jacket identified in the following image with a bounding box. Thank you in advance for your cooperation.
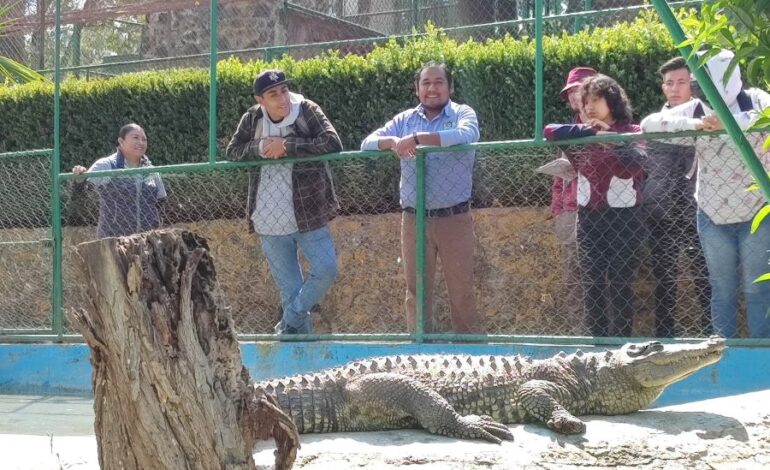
[544,122,645,210]
[551,168,578,216]
[550,113,581,216]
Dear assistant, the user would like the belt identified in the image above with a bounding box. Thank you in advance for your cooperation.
[403,201,471,218]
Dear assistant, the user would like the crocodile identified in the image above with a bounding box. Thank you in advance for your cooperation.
[253,337,725,443]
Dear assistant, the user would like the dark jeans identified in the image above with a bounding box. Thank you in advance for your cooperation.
[578,207,643,337]
[644,195,712,337]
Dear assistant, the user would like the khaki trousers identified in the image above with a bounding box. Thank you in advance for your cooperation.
[401,210,480,333]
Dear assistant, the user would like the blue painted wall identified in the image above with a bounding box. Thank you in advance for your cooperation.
[2,342,769,407]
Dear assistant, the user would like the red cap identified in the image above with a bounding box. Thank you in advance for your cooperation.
[559,67,597,100]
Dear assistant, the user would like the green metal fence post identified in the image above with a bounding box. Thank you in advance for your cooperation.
[535,0,544,141]
[415,151,426,343]
[51,0,63,339]
[575,0,592,32]
[651,0,770,203]
[412,0,421,32]
[72,25,82,76]
[209,0,219,164]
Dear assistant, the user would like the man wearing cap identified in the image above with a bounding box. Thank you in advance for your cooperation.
[360,61,481,334]
[551,66,596,334]
[226,69,343,335]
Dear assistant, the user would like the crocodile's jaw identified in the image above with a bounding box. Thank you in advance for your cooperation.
[619,337,726,389]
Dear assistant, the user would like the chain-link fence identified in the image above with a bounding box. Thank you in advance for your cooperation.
[1,1,703,79]
[32,133,766,339]
[2,0,768,342]
[0,150,52,332]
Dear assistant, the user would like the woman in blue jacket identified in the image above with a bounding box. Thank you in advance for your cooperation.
[72,123,167,238]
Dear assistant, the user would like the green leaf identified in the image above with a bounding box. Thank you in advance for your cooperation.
[724,58,741,88]
[765,58,770,86]
[718,27,737,48]
[0,57,49,85]
[751,205,770,234]
[726,6,756,33]
[747,57,764,85]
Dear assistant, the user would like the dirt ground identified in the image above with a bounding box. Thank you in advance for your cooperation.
[3,389,769,469]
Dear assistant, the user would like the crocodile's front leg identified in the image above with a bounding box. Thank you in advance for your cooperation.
[517,380,586,434]
[345,372,514,443]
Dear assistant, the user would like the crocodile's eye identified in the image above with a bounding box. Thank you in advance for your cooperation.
[627,342,661,357]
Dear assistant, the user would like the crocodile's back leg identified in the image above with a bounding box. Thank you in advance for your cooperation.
[345,372,514,443]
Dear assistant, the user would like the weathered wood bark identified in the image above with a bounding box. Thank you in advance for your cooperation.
[69,229,299,470]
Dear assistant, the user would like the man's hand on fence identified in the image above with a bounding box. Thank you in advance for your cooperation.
[262,137,287,159]
[72,165,87,175]
[701,115,724,132]
[377,136,416,159]
[393,135,417,159]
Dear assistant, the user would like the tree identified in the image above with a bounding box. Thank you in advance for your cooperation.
[0,3,47,84]
[69,229,300,470]
[682,0,769,86]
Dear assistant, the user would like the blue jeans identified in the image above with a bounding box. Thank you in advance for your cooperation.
[697,210,770,338]
[260,226,338,332]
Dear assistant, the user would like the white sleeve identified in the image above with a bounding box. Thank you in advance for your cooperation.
[641,113,701,133]
[640,100,705,133]
[733,88,770,131]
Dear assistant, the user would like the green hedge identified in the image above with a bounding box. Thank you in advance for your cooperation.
[0,13,697,226]
[0,14,684,165]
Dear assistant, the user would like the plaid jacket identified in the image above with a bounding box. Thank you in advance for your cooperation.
[226,99,342,233]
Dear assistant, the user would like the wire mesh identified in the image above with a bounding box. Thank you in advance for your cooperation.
[46,132,770,338]
[58,159,407,334]
[2,0,766,341]
[0,152,52,332]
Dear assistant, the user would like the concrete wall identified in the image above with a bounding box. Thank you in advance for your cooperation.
[140,0,381,61]
[1,341,768,408]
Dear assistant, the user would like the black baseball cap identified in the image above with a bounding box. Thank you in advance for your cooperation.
[253,69,291,95]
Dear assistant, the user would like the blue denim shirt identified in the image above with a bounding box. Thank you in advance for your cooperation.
[361,101,479,209]
[87,151,167,238]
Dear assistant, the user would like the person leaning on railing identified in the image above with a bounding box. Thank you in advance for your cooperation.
[544,74,647,338]
[638,56,712,338]
[71,123,167,239]
[360,61,482,334]
[641,50,770,338]
[549,66,596,335]
[225,69,342,335]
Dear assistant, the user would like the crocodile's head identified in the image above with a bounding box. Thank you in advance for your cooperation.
[590,337,726,413]
[616,337,726,388]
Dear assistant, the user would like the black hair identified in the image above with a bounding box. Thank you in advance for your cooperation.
[117,123,144,144]
[580,74,634,125]
[414,61,454,91]
[658,57,688,78]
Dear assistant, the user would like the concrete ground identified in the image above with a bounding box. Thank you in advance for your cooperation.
[2,390,769,469]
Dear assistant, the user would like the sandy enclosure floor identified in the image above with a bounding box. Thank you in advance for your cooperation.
[2,390,769,469]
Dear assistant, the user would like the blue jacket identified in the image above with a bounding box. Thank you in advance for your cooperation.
[86,151,167,238]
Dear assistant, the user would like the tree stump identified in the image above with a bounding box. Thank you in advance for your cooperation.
[69,229,299,470]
